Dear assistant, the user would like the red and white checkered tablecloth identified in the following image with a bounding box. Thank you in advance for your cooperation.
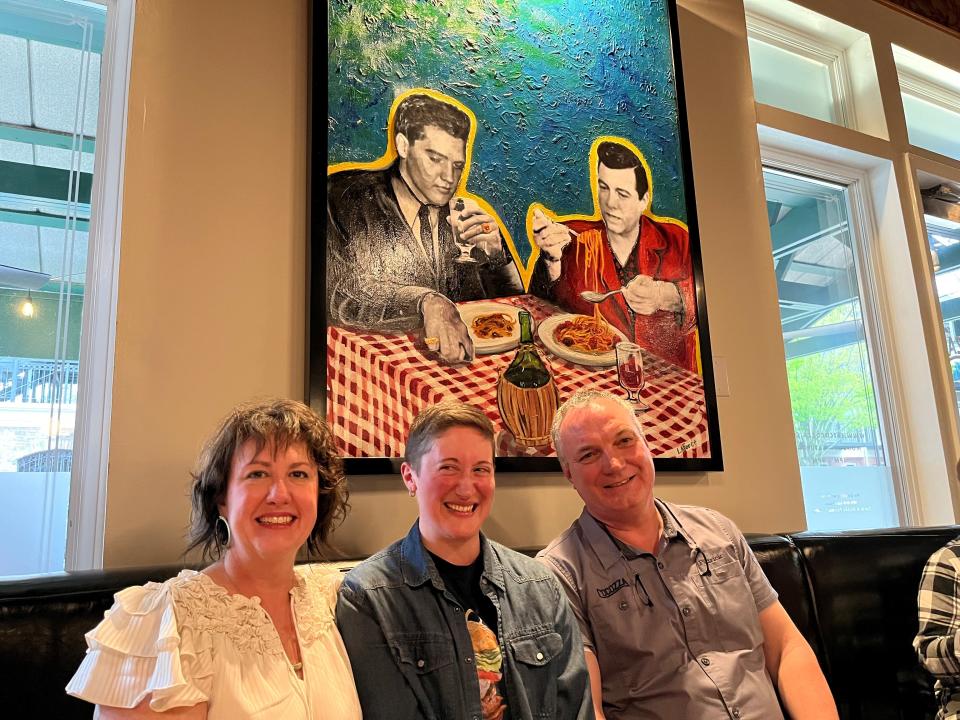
[326,295,709,459]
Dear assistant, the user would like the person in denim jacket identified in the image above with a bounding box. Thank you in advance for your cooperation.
[336,400,593,719]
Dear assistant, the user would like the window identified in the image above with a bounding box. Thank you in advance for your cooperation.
[894,46,960,162]
[744,0,887,138]
[0,0,132,577]
[764,166,900,530]
[922,179,960,415]
[747,27,845,125]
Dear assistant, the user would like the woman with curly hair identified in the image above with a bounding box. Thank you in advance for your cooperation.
[67,398,360,719]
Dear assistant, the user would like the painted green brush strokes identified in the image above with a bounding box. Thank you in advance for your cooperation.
[328,0,688,259]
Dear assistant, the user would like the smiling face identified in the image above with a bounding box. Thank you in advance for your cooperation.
[401,425,495,563]
[557,397,656,525]
[397,124,467,206]
[597,162,650,238]
[219,438,319,567]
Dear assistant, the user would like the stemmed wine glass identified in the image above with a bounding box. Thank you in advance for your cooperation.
[615,342,648,413]
[450,197,477,264]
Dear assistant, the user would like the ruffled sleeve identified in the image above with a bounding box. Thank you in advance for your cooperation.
[65,571,210,711]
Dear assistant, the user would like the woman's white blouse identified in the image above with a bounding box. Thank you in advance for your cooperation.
[66,565,362,719]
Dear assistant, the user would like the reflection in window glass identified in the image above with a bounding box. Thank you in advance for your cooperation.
[764,168,899,531]
[925,209,960,413]
[0,1,105,577]
[748,37,837,124]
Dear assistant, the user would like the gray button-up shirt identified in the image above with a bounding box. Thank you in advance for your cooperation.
[538,500,782,720]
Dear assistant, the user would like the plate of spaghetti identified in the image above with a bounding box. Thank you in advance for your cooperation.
[537,313,628,367]
[460,302,522,355]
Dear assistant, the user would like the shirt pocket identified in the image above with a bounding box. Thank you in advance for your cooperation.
[507,630,563,719]
[695,551,764,651]
[389,634,458,719]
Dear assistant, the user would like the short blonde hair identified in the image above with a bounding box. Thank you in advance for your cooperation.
[551,389,641,461]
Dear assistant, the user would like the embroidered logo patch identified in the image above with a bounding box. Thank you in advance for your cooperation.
[597,578,629,598]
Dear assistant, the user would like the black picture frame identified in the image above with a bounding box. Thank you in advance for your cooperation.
[310,0,723,474]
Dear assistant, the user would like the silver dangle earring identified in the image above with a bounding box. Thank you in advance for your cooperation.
[408,488,416,497]
[216,514,232,549]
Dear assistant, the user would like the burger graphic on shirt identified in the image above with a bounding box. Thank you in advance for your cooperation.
[466,613,507,720]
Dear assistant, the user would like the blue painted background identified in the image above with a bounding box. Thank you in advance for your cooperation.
[327,0,688,259]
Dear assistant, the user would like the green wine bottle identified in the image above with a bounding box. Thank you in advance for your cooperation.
[503,311,551,388]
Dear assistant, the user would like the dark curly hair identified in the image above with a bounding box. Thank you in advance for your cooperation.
[185,398,348,561]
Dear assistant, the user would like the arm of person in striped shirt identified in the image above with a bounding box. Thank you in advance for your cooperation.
[915,543,960,679]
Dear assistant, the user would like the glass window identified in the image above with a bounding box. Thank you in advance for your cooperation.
[0,0,105,577]
[894,46,960,162]
[901,94,960,162]
[764,167,900,531]
[748,36,838,123]
[922,181,960,414]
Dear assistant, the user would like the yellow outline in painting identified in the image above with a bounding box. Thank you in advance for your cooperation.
[327,88,525,280]
[524,136,699,372]
[523,136,689,288]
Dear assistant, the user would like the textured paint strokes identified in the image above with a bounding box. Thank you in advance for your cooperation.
[328,0,686,262]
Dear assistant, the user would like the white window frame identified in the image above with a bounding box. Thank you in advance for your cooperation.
[745,14,857,129]
[64,0,135,571]
[761,144,917,526]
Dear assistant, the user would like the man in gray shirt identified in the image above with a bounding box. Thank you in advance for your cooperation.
[538,389,837,719]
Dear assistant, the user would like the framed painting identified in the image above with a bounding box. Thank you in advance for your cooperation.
[312,0,722,473]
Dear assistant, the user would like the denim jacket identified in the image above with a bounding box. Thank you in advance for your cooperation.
[336,522,593,720]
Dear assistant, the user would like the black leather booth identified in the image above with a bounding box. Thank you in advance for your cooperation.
[1,526,956,718]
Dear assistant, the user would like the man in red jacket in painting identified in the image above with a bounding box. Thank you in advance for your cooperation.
[528,140,698,373]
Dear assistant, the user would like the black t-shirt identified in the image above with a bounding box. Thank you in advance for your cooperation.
[429,550,509,720]
[429,550,498,630]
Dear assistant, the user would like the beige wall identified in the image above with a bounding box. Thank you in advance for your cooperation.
[102,0,948,567]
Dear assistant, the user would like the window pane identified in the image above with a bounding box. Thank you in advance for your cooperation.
[748,37,837,124]
[924,203,960,415]
[893,45,960,163]
[902,93,960,162]
[765,168,899,531]
[0,0,105,578]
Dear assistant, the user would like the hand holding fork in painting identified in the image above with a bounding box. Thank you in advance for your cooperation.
[449,196,504,263]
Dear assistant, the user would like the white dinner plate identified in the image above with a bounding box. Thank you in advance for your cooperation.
[460,302,523,355]
[537,313,628,367]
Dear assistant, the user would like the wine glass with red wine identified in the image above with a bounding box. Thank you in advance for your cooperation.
[615,342,648,413]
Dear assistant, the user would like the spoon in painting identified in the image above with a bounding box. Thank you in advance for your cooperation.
[580,288,624,303]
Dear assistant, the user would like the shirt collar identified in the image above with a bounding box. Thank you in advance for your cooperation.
[578,499,697,569]
[391,168,445,233]
[391,172,422,230]
[398,521,505,592]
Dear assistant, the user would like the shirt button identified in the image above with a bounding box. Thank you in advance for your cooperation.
[657,562,665,569]
[454,606,461,612]
[682,607,692,616]
[536,652,544,661]
[416,659,425,668]
[700,656,711,666]
[732,709,741,718]
[618,601,628,610]
[465,656,473,664]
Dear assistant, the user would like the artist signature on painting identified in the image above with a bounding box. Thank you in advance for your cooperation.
[674,439,701,455]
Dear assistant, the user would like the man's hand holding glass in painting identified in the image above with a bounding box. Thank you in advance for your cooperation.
[528,140,698,373]
[326,91,522,365]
